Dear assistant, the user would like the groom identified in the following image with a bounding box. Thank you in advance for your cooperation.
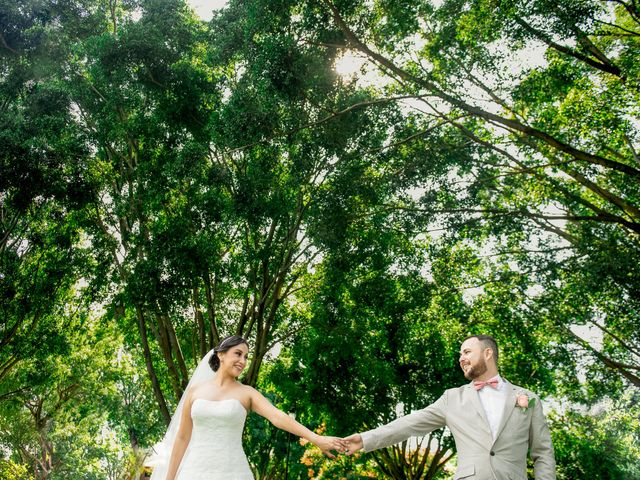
[342,335,556,479]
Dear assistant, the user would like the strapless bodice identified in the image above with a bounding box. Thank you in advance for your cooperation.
[175,398,253,479]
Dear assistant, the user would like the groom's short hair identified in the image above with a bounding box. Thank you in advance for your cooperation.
[464,334,499,364]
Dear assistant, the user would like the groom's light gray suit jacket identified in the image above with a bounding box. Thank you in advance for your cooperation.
[361,381,556,480]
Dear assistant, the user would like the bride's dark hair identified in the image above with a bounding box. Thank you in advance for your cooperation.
[209,335,249,372]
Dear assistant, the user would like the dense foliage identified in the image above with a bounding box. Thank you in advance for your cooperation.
[1,0,639,478]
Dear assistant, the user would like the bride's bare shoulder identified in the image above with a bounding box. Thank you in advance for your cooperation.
[237,383,258,398]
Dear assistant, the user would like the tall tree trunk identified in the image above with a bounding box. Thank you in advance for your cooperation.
[203,270,220,348]
[136,307,171,425]
[152,312,183,398]
[193,287,207,358]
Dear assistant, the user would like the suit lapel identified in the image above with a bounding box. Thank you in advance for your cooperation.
[466,383,493,438]
[493,380,517,443]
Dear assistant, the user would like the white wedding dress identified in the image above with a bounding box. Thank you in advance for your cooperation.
[174,398,254,479]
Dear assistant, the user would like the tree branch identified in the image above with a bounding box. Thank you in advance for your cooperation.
[513,16,622,78]
[321,0,640,179]
[226,95,427,154]
[566,326,640,387]
[0,32,17,54]
[587,318,640,359]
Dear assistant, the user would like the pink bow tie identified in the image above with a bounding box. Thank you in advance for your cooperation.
[474,379,499,390]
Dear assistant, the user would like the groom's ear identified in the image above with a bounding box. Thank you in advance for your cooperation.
[484,347,495,362]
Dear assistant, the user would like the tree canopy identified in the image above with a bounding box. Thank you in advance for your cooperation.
[1,0,639,478]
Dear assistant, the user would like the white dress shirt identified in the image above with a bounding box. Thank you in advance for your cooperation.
[476,375,507,440]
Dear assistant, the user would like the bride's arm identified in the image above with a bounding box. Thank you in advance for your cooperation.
[165,391,195,480]
[249,388,346,458]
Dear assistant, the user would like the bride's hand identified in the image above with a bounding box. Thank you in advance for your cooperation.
[313,435,348,459]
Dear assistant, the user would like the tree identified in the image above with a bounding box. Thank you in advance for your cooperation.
[1,2,157,477]
[0,0,96,403]
[268,207,461,479]
[65,0,401,425]
[0,301,153,480]
[548,393,640,479]
[4,0,638,477]
[290,0,640,390]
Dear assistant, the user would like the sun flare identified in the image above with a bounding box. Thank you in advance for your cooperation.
[334,51,367,77]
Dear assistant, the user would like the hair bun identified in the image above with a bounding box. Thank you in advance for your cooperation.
[209,351,221,372]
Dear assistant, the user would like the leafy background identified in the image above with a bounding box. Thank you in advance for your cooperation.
[1,0,639,478]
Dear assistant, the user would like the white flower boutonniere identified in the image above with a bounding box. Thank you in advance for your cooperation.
[516,393,535,412]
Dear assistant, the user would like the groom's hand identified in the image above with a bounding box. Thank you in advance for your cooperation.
[342,433,363,455]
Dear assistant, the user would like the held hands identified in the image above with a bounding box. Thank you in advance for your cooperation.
[341,433,363,455]
[311,433,362,459]
[313,435,349,459]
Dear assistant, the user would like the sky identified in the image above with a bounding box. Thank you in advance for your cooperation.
[188,0,228,20]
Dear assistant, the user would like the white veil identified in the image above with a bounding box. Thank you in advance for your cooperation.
[145,349,216,480]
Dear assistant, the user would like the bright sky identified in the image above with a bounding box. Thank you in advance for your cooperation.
[186,0,367,78]
[188,0,228,20]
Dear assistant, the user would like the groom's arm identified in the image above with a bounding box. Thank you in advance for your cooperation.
[529,395,556,480]
[360,392,448,452]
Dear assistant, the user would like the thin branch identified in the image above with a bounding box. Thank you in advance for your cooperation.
[225,95,428,154]
[439,266,549,295]
[0,32,17,54]
[450,56,517,116]
[513,16,623,78]
[624,132,640,166]
[390,205,639,226]
[0,355,20,383]
[587,318,640,359]
[365,120,449,154]
[575,27,618,68]
[563,167,640,221]
[478,246,574,259]
[302,40,350,49]
[0,210,21,253]
[428,111,640,233]
[0,387,28,402]
[604,0,640,26]
[593,18,640,37]
[529,216,579,244]
[566,326,640,387]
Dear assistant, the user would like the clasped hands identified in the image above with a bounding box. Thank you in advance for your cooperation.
[315,433,363,459]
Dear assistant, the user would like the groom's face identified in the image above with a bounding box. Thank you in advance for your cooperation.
[459,338,488,380]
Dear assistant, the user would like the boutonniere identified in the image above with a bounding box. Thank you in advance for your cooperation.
[516,393,535,412]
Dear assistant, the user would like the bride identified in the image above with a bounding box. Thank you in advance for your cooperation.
[147,335,345,480]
